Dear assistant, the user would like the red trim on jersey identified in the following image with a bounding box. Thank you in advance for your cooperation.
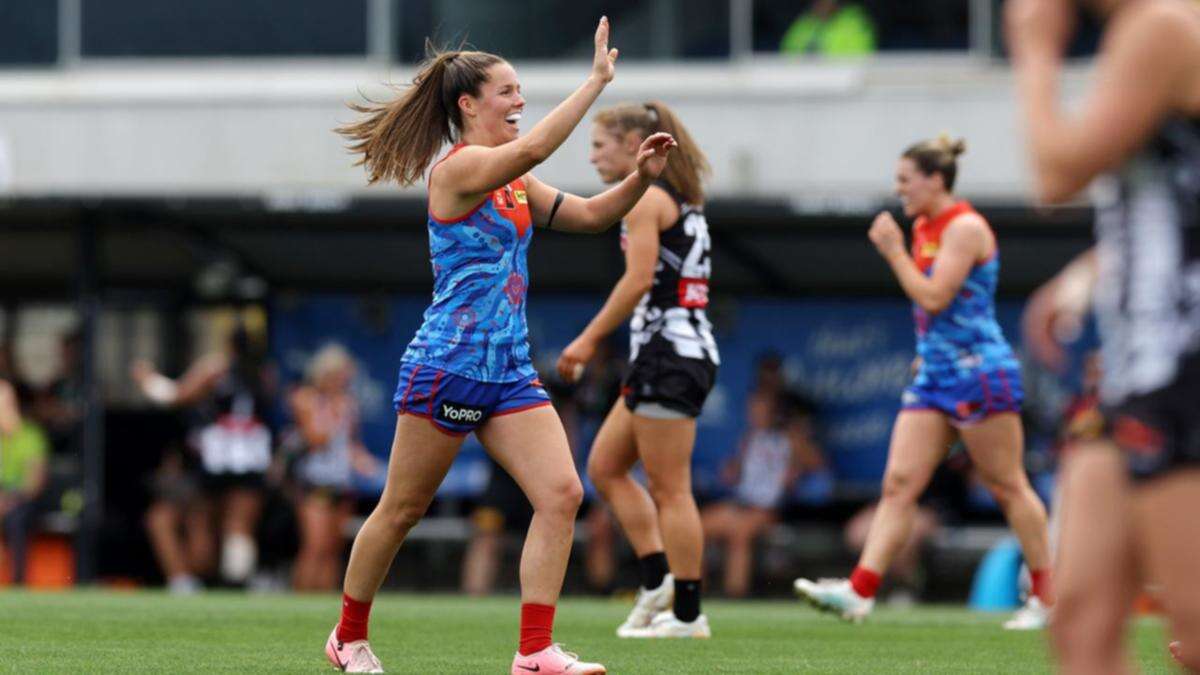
[428,143,489,224]
[911,201,977,273]
[428,369,444,417]
[398,365,423,412]
[491,400,553,418]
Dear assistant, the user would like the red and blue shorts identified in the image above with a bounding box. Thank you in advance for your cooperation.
[901,367,1023,426]
[392,362,552,436]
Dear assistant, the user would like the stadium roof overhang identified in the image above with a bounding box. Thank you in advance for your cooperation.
[0,195,1094,302]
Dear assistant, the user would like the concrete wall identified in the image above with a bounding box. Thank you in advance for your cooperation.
[0,57,1091,203]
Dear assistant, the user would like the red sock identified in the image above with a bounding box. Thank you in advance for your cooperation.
[1030,568,1053,605]
[850,566,882,599]
[337,593,373,643]
[519,603,556,656]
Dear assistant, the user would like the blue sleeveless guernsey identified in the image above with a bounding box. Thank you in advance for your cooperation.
[901,201,1023,424]
[392,144,550,435]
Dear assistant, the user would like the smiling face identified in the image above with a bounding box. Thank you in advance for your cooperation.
[459,61,524,146]
[589,124,640,184]
[894,157,947,218]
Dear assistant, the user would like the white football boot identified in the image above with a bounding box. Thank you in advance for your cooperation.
[616,574,674,638]
[793,577,875,624]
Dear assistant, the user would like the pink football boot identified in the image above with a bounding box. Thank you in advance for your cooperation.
[510,644,606,674]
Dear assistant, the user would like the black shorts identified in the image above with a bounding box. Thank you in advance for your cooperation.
[201,471,267,494]
[1106,352,1200,482]
[622,346,717,419]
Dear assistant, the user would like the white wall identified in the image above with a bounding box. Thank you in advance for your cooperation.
[0,58,1091,203]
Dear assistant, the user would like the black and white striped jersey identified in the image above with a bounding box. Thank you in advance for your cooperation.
[1092,116,1200,406]
[620,181,720,367]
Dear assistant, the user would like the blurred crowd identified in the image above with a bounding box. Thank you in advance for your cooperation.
[0,319,1088,600]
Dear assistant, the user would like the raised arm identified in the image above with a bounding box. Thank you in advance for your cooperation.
[130,353,227,407]
[555,187,673,381]
[525,133,677,235]
[1006,0,1200,202]
[434,17,618,199]
[869,211,987,315]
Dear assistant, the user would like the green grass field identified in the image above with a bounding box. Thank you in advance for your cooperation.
[0,590,1178,673]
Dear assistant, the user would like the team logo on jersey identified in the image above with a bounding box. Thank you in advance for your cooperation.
[504,272,527,306]
[514,189,527,204]
[921,242,939,258]
[678,278,709,308]
[436,401,486,425]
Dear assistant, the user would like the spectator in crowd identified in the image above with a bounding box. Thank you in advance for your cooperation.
[131,323,275,588]
[0,379,49,585]
[780,0,876,57]
[142,443,206,594]
[461,455,535,596]
[701,391,826,597]
[287,344,377,592]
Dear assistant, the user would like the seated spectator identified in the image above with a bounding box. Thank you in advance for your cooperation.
[0,379,49,585]
[287,344,377,592]
[780,0,876,58]
[461,455,533,596]
[702,392,827,597]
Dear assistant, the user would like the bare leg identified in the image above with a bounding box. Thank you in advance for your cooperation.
[1050,444,1137,675]
[477,405,583,606]
[320,498,354,591]
[583,506,616,592]
[1131,467,1200,671]
[294,493,334,591]
[960,413,1051,574]
[634,414,701,579]
[185,497,216,577]
[722,507,775,598]
[858,411,953,574]
[461,517,504,596]
[587,403,664,556]
[144,500,191,582]
[220,487,264,583]
[343,415,464,601]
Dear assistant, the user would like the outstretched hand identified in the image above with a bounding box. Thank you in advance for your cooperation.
[635,132,677,180]
[592,16,619,84]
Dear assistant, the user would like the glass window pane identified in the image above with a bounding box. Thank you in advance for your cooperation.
[0,1,58,66]
[395,0,726,63]
[82,0,367,58]
[755,0,969,54]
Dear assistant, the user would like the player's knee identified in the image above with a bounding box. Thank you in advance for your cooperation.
[378,501,427,539]
[880,470,921,503]
[647,479,689,507]
[982,478,1023,510]
[586,456,614,490]
[532,477,584,520]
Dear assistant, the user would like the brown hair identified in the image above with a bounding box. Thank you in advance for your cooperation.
[902,134,967,191]
[593,100,711,205]
[336,46,505,186]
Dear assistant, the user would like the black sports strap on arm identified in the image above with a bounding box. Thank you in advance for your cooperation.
[546,190,565,230]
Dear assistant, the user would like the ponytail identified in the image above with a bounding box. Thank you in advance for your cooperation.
[594,100,711,205]
[337,45,505,186]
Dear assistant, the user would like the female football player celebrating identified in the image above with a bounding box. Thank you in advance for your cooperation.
[1009,0,1200,670]
[557,101,718,639]
[325,18,677,675]
[794,137,1053,628]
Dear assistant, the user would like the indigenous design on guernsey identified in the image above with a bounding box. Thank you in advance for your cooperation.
[401,144,537,383]
[622,181,720,366]
[901,201,1023,425]
[1091,116,1200,479]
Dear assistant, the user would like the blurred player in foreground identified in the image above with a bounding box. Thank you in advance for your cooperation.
[1009,0,1200,670]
